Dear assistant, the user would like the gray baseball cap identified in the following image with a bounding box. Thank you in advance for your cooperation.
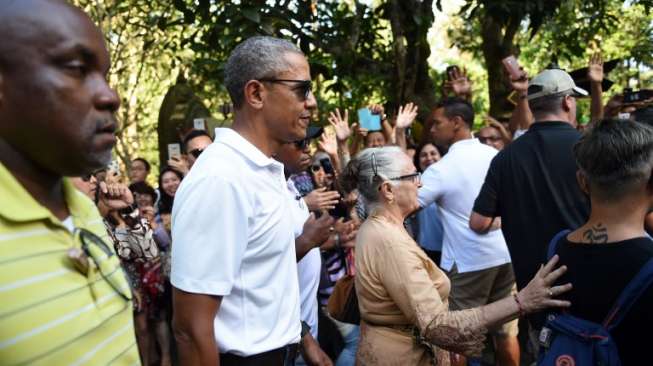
[527,69,589,101]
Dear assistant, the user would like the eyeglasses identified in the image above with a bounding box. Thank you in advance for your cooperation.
[478,136,502,144]
[74,228,132,301]
[371,152,420,183]
[294,139,310,149]
[388,172,421,183]
[189,148,204,158]
[311,164,323,172]
[258,78,313,101]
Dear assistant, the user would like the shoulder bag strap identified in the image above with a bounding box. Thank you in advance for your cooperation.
[604,258,653,330]
[547,229,571,260]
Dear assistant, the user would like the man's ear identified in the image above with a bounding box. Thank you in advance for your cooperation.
[562,95,572,112]
[243,80,265,110]
[576,170,590,196]
[452,115,466,132]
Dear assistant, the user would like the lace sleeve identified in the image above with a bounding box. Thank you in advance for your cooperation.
[422,307,487,357]
[380,239,488,358]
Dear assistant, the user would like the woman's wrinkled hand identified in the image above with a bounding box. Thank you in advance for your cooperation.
[517,255,573,314]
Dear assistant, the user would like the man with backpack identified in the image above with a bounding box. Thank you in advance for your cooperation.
[538,118,653,365]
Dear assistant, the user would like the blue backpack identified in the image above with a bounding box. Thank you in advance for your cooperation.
[537,230,653,366]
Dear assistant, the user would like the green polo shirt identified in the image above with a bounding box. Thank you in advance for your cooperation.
[0,162,139,365]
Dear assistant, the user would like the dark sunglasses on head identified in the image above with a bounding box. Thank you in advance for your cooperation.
[258,78,312,101]
[189,148,204,158]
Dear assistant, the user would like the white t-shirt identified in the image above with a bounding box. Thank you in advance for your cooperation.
[171,128,301,356]
[61,216,75,232]
[287,179,321,339]
[418,138,511,273]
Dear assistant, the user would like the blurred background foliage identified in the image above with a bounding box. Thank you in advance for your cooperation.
[71,0,653,175]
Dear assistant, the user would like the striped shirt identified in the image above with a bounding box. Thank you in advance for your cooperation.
[0,163,139,366]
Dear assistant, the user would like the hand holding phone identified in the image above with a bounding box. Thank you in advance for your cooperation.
[167,143,181,159]
[357,108,381,131]
[502,55,524,81]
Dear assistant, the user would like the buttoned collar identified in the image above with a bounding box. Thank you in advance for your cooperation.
[214,127,282,169]
[0,162,97,224]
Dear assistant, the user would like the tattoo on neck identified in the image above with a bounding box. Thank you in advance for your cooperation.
[582,223,608,244]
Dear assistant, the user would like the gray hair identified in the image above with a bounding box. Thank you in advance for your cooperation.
[224,36,304,108]
[341,146,407,211]
[574,118,653,202]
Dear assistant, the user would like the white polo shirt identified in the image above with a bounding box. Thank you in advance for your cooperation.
[171,128,301,356]
[287,179,321,339]
[418,138,511,273]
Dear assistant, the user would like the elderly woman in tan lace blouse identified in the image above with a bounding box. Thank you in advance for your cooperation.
[340,147,572,365]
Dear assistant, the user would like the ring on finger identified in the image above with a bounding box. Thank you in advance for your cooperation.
[547,288,554,297]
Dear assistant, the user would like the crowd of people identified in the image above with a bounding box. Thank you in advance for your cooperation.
[2,1,653,366]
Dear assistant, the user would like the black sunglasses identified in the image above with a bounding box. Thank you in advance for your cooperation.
[189,148,204,158]
[74,228,131,301]
[258,78,312,100]
[294,139,310,149]
[311,164,323,172]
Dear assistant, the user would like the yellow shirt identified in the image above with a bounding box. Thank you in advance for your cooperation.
[0,163,139,366]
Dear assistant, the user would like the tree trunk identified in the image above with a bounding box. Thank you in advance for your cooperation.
[387,0,438,142]
[480,14,523,118]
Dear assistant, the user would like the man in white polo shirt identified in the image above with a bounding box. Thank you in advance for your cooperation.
[417,97,518,365]
[171,36,321,366]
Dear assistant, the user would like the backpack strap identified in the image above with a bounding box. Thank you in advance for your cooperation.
[603,257,653,330]
[547,229,571,260]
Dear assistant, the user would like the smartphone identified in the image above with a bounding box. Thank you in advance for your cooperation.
[107,160,121,176]
[502,55,522,80]
[358,108,381,131]
[193,118,206,130]
[167,143,181,159]
[623,89,653,104]
[320,158,335,175]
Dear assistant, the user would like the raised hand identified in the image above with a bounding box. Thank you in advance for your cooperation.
[395,102,419,129]
[167,156,189,176]
[328,109,353,143]
[318,131,338,157]
[509,68,529,94]
[368,104,385,118]
[446,67,472,99]
[98,181,134,211]
[588,53,604,84]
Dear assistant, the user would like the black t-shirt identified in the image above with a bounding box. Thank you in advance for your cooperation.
[551,236,653,366]
[473,121,590,289]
